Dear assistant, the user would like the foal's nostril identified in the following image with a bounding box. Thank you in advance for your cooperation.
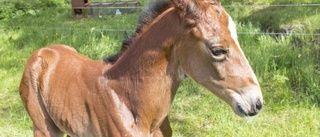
[236,99,263,117]
[237,103,248,116]
[256,99,262,111]
[247,100,263,116]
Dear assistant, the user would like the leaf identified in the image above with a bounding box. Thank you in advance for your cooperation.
[27,10,36,16]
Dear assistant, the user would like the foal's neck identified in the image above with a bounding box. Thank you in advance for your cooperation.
[104,8,184,130]
[107,8,183,83]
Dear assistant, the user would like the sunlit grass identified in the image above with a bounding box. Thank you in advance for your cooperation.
[170,81,320,136]
[0,1,319,136]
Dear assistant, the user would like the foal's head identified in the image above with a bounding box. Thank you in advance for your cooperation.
[172,0,263,117]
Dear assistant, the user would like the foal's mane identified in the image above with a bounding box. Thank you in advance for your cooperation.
[104,0,171,63]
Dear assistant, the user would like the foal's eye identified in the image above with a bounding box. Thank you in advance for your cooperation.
[209,47,228,62]
[210,48,227,57]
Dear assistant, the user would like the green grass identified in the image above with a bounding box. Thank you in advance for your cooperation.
[171,80,320,136]
[0,0,319,136]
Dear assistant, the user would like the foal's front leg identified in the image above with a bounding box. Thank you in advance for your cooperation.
[152,116,172,137]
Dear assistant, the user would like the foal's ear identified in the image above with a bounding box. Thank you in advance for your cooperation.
[169,0,188,13]
[170,0,220,12]
[169,0,200,17]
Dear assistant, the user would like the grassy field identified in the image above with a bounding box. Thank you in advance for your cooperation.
[0,0,319,136]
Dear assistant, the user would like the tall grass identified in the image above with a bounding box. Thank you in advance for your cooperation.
[0,0,319,136]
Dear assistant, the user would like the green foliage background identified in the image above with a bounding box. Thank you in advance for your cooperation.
[0,0,319,136]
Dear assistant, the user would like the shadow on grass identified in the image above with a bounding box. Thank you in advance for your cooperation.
[169,116,200,136]
[240,2,320,33]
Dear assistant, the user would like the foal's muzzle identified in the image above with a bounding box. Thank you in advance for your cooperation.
[232,86,263,117]
[237,99,262,117]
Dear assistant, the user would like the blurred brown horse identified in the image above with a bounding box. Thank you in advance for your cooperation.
[19,0,263,136]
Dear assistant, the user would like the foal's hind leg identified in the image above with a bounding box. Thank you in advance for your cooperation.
[30,99,63,137]
[20,81,64,137]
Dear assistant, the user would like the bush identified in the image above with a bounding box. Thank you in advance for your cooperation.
[0,0,69,21]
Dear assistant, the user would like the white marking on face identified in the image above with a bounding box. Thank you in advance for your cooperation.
[227,15,259,85]
[228,16,240,47]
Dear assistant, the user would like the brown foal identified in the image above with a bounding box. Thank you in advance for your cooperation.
[19,0,263,136]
